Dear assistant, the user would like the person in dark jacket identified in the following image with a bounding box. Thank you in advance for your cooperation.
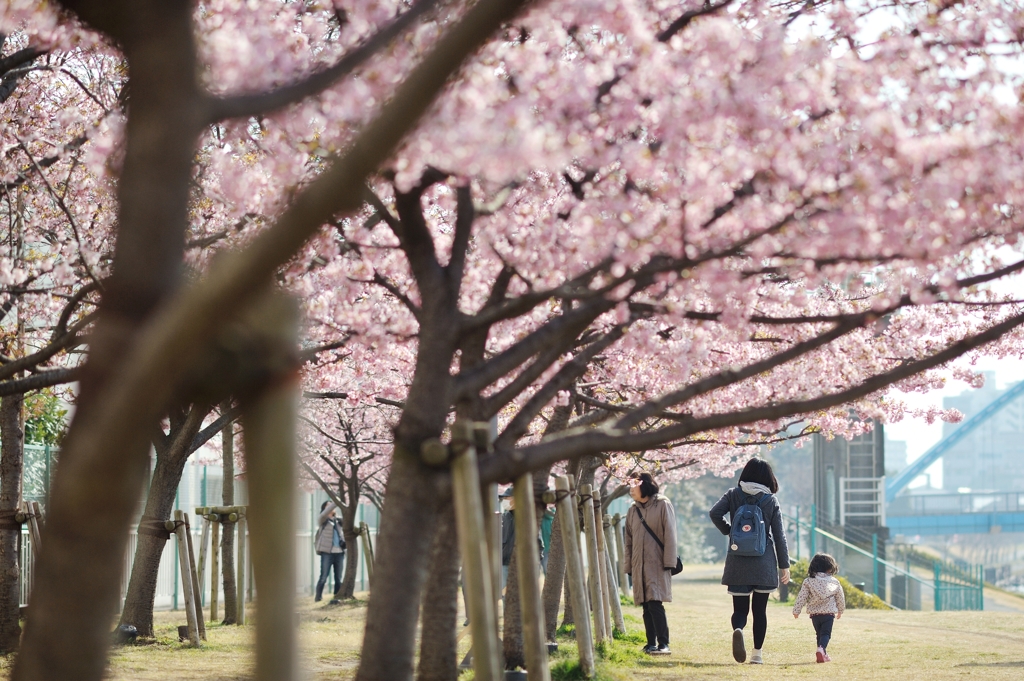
[623,472,678,656]
[709,459,790,665]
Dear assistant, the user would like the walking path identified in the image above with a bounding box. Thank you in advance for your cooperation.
[82,564,1024,680]
[625,564,1024,680]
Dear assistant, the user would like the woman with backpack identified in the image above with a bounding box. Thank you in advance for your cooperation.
[623,472,678,656]
[709,458,790,665]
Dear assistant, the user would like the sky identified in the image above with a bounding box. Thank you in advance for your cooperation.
[884,356,1024,490]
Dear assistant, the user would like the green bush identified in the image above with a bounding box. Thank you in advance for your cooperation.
[788,559,890,610]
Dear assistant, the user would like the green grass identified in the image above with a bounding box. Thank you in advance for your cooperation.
[12,569,1018,680]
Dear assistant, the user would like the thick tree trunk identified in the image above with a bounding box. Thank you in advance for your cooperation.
[118,451,189,636]
[353,451,441,681]
[541,507,565,642]
[416,502,460,681]
[338,505,359,600]
[0,394,24,652]
[221,413,237,624]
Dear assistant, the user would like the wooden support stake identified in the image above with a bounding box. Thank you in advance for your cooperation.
[612,514,629,598]
[210,520,220,622]
[173,510,201,647]
[241,366,301,681]
[482,483,501,612]
[27,501,42,560]
[450,420,502,681]
[196,517,211,609]
[359,522,374,587]
[555,476,594,678]
[602,517,625,634]
[236,514,247,625]
[591,492,613,638]
[183,514,207,640]
[579,484,606,644]
[513,473,551,681]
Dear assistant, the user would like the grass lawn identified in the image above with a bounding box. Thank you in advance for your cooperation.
[1,564,1018,679]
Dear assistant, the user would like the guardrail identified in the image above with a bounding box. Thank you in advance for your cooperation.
[784,508,983,611]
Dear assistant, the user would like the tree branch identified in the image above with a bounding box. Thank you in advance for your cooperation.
[0,367,81,397]
[481,309,1024,483]
[205,0,441,122]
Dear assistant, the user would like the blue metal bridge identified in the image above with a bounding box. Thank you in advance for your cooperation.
[885,380,1024,536]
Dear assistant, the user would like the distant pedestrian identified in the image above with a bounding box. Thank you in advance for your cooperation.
[792,553,845,663]
[314,500,346,602]
[709,458,790,665]
[623,472,678,656]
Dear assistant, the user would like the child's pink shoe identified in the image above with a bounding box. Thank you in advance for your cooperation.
[815,647,826,663]
[823,652,832,662]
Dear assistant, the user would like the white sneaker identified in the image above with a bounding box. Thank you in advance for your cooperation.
[750,649,763,664]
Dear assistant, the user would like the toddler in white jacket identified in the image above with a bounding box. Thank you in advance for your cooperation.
[793,553,845,662]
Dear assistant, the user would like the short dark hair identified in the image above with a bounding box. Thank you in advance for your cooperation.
[321,500,331,512]
[808,553,839,576]
[738,458,779,493]
[637,472,659,499]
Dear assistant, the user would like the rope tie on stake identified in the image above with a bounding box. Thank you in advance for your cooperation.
[138,516,185,541]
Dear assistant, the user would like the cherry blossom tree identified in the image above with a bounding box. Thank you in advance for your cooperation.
[2,2,1024,681]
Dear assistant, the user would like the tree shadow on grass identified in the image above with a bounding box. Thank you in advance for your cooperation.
[955,661,1024,668]
[639,660,734,668]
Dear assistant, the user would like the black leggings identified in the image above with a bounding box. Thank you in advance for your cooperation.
[641,600,669,647]
[731,593,769,649]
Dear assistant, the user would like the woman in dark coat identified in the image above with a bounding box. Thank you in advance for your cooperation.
[709,459,790,665]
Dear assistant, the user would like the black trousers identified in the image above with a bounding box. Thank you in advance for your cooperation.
[810,614,835,650]
[731,593,769,649]
[642,600,669,647]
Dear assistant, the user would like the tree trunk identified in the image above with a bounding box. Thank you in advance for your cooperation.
[560,571,574,628]
[118,452,189,636]
[338,502,359,600]
[353,451,441,681]
[416,502,460,681]
[541,507,565,642]
[120,407,206,636]
[0,394,24,652]
[502,548,522,669]
[221,411,237,624]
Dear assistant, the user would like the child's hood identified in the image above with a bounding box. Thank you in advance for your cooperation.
[807,574,841,598]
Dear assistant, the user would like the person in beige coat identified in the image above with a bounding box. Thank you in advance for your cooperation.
[623,472,678,655]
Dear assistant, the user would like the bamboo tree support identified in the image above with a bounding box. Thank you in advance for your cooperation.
[611,514,629,598]
[241,365,301,681]
[358,522,374,586]
[196,517,211,609]
[602,516,625,634]
[450,420,502,681]
[579,485,607,644]
[482,482,501,611]
[210,521,220,621]
[27,501,42,559]
[183,514,206,640]
[236,514,247,625]
[555,476,594,678]
[513,473,551,681]
[591,491,613,638]
[173,510,201,647]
